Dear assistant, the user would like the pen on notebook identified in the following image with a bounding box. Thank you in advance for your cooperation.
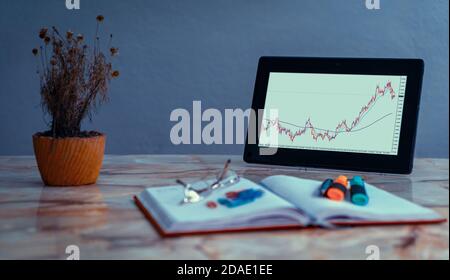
[325,175,348,201]
[319,178,333,197]
[350,176,369,206]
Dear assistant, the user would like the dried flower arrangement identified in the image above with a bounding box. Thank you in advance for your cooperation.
[32,15,119,138]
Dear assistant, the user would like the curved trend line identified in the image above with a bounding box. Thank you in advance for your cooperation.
[269,112,393,135]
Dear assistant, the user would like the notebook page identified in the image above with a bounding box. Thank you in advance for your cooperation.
[139,177,305,232]
[261,175,442,223]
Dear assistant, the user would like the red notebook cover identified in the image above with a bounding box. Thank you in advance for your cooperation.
[134,195,446,238]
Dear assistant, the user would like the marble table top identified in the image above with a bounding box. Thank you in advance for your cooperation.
[0,155,448,260]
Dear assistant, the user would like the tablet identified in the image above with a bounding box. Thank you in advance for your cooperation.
[244,57,424,174]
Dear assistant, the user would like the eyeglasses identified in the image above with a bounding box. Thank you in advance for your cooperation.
[176,159,240,205]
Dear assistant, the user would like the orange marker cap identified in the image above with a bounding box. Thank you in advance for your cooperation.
[334,175,349,189]
[326,188,345,201]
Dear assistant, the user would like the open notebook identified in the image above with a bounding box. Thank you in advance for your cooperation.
[134,175,445,237]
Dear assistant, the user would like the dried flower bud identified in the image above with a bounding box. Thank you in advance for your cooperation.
[32,48,38,56]
[44,36,51,45]
[66,31,74,40]
[111,70,120,78]
[76,34,84,42]
[39,28,48,39]
[110,47,119,56]
[96,15,105,22]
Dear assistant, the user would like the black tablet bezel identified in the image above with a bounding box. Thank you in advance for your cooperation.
[244,57,424,174]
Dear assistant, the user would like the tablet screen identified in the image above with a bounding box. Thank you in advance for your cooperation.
[259,73,407,155]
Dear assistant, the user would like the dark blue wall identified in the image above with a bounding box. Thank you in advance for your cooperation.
[0,0,448,157]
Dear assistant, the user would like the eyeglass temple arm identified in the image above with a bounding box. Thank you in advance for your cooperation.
[217,159,231,181]
[176,159,231,190]
[176,179,189,188]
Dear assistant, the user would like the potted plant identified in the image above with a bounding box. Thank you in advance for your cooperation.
[32,15,119,186]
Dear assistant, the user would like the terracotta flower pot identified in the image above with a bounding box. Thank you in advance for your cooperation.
[33,133,106,186]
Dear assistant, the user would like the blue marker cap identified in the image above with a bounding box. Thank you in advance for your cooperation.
[319,178,333,197]
[350,176,369,206]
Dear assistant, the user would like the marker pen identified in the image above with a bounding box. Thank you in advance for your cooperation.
[319,178,333,197]
[350,176,369,206]
[326,175,348,201]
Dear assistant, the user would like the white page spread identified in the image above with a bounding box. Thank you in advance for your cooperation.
[139,178,309,232]
[260,175,441,222]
